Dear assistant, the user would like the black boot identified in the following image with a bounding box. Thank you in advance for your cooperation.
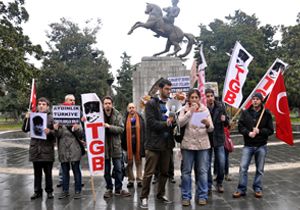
[30,192,42,200]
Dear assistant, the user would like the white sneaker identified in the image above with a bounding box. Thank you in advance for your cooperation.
[140,198,148,208]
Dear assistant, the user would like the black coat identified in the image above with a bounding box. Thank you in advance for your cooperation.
[121,112,145,157]
[144,97,175,151]
[238,105,274,147]
[22,112,56,162]
[208,101,229,147]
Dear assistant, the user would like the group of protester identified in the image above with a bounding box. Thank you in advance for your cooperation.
[22,78,274,209]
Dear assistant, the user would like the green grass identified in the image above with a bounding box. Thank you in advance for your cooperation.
[0,122,22,131]
[291,118,300,123]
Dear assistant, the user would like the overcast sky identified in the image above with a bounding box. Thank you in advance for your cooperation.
[23,0,299,75]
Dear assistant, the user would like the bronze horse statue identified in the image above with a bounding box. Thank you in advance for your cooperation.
[128,3,196,58]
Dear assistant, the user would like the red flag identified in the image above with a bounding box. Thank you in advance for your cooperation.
[30,79,37,112]
[265,72,293,145]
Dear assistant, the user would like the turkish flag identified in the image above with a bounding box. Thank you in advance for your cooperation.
[265,72,293,145]
[30,79,37,112]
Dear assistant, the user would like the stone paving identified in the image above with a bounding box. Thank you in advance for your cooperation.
[0,131,300,210]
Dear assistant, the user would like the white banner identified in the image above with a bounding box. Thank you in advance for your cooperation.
[52,105,80,125]
[81,93,105,176]
[222,41,253,108]
[30,112,47,140]
[241,58,288,109]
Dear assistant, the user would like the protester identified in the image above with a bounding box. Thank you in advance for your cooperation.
[205,88,229,193]
[56,94,76,188]
[233,92,274,198]
[102,96,131,198]
[121,103,145,188]
[179,89,214,206]
[22,97,56,200]
[54,94,84,199]
[140,79,175,208]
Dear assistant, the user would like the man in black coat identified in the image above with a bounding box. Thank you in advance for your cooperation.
[140,79,175,208]
[22,97,56,200]
[205,88,229,193]
[233,92,274,199]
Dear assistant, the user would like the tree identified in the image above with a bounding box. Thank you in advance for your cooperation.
[196,10,279,99]
[0,0,42,91]
[114,52,134,113]
[280,13,300,108]
[0,0,43,119]
[38,18,112,104]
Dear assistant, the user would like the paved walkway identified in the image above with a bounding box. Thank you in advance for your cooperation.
[0,131,300,210]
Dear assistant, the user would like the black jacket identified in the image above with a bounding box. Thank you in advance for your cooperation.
[121,112,145,157]
[208,101,229,147]
[144,97,175,151]
[238,105,274,147]
[22,112,56,162]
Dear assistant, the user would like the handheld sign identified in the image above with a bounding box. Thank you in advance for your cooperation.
[81,93,105,176]
[52,105,80,125]
[30,112,47,140]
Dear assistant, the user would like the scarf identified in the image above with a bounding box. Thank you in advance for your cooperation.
[126,113,141,161]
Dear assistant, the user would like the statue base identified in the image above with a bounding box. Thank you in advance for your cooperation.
[133,56,190,110]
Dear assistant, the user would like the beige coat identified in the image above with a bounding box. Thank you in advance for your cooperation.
[178,104,214,150]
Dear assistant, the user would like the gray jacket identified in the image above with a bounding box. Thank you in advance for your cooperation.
[104,108,124,159]
[55,125,83,163]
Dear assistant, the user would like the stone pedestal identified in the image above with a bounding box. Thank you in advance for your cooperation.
[132,56,190,109]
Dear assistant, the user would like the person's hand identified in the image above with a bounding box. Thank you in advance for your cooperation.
[253,128,260,134]
[249,131,256,138]
[201,118,210,127]
[190,103,199,113]
[81,116,86,122]
[44,128,50,135]
[104,123,110,128]
[53,123,59,130]
[25,112,30,119]
[167,117,174,126]
[220,114,226,122]
[80,140,86,147]
[72,124,80,131]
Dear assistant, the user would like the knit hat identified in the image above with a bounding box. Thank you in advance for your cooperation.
[252,92,263,101]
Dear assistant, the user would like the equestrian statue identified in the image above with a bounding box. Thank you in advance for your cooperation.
[128,0,196,58]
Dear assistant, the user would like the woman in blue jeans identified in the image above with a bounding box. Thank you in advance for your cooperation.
[178,89,214,206]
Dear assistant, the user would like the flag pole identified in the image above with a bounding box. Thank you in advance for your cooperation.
[255,107,266,129]
[90,176,96,203]
[229,108,242,130]
[25,79,35,129]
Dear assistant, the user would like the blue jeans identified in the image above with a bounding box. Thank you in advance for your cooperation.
[61,161,82,193]
[236,145,267,193]
[225,148,229,175]
[104,158,123,191]
[181,149,209,200]
[208,146,225,189]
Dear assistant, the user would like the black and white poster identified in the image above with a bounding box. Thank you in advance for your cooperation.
[30,112,47,140]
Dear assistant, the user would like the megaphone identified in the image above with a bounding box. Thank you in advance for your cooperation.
[166,98,182,118]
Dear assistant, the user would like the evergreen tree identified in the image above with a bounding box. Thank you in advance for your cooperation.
[114,52,134,113]
[38,18,112,104]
